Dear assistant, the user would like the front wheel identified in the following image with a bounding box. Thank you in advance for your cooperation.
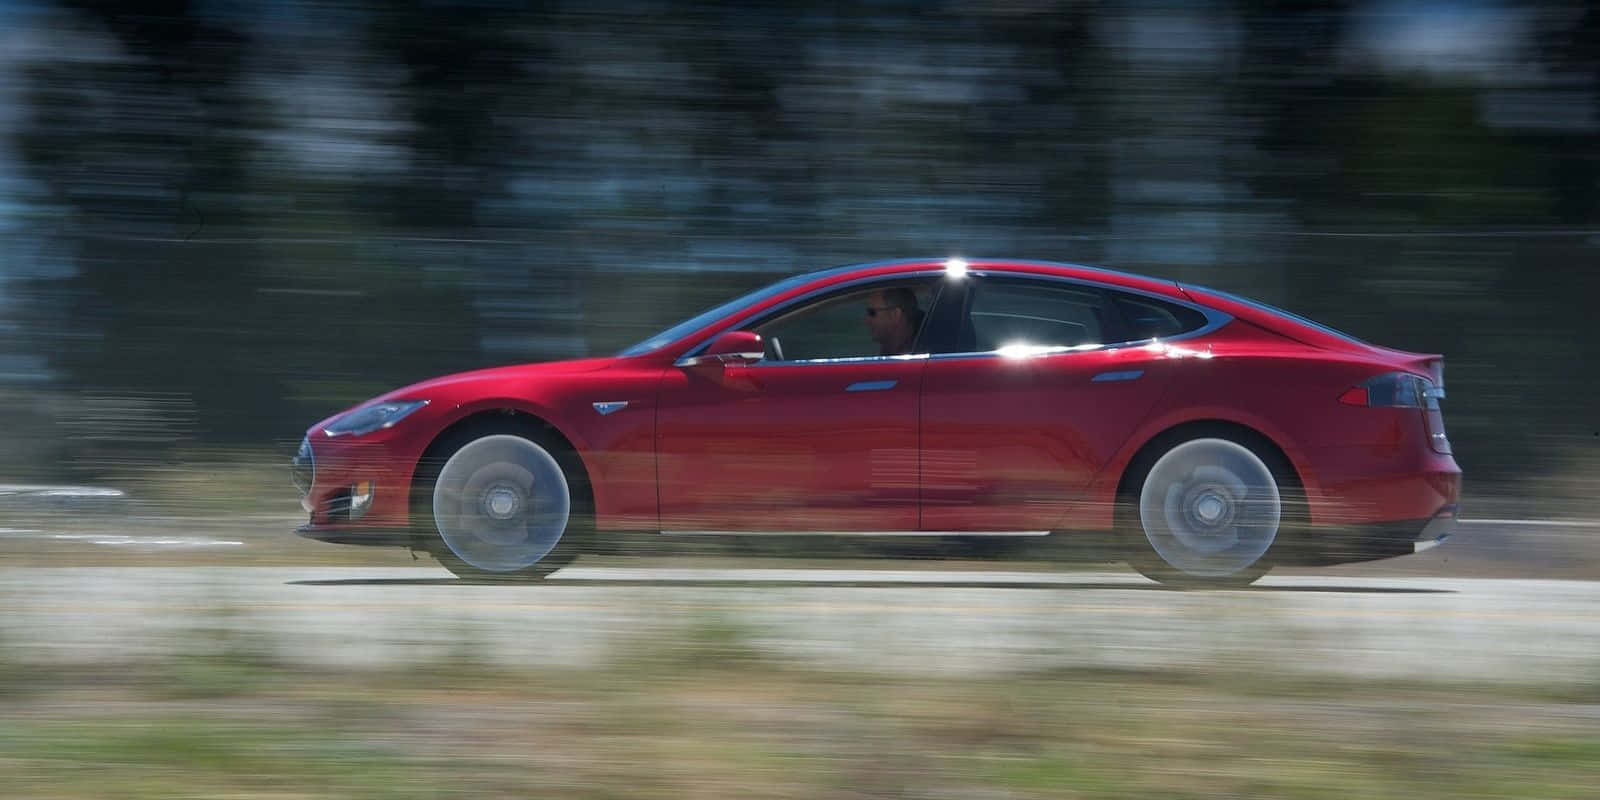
[418,430,590,581]
[1124,436,1287,588]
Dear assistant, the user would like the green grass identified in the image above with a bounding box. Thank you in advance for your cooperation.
[4,668,1598,798]
[2,719,442,800]
[2,616,1599,798]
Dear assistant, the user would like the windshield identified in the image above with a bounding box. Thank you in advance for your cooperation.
[616,272,820,357]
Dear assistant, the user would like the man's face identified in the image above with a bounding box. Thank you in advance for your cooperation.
[865,290,903,345]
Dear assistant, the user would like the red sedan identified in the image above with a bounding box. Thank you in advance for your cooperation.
[291,258,1461,586]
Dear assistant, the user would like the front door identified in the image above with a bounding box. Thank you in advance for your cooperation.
[655,276,943,531]
[656,359,925,531]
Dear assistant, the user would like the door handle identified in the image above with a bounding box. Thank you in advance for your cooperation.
[846,380,897,392]
[1091,370,1144,383]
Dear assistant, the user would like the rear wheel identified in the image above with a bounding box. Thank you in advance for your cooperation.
[1123,436,1288,587]
[415,426,591,581]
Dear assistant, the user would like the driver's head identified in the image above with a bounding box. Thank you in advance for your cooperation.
[866,287,921,354]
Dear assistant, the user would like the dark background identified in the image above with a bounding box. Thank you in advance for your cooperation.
[1,0,1595,507]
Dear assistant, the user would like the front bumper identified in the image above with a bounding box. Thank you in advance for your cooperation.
[296,523,418,547]
[292,428,426,533]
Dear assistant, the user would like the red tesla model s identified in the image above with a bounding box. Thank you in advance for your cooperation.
[291,258,1461,585]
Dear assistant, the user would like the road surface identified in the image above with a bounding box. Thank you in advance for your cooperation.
[2,564,1595,685]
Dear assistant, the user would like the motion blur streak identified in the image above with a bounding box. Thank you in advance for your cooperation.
[1,2,1597,797]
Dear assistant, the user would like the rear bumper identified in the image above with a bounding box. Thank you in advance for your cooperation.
[1279,504,1457,566]
[1411,507,1456,551]
[1307,450,1462,527]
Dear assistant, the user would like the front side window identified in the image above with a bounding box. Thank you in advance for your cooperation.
[752,278,939,362]
[961,279,1111,352]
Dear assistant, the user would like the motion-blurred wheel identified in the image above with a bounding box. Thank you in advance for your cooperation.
[1126,437,1285,587]
[418,429,590,580]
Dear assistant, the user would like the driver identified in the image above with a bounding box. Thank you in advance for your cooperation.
[865,287,924,356]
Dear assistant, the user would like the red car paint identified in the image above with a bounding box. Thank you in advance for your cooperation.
[295,259,1460,561]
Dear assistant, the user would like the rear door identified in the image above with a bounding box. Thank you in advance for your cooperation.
[920,275,1178,531]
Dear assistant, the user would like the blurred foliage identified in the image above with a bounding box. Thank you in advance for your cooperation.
[0,0,1596,492]
[3,618,1600,798]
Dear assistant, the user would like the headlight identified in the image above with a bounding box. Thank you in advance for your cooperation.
[291,437,314,495]
[323,400,429,437]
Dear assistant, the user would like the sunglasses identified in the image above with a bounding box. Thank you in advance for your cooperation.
[865,305,898,318]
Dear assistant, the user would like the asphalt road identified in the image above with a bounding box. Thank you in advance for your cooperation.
[3,563,1596,685]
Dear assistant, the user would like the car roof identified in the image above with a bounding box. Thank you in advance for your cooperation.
[800,258,1187,299]
[620,258,1203,359]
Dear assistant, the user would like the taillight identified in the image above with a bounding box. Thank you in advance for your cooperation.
[1340,372,1428,408]
[1339,371,1451,454]
[1419,359,1450,454]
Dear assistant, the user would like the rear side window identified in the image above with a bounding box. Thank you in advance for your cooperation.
[1111,294,1208,340]
[966,281,1110,351]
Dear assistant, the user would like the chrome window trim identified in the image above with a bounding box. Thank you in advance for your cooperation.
[743,353,932,368]
[671,267,1231,368]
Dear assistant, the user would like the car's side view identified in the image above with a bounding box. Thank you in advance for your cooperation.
[292,258,1461,586]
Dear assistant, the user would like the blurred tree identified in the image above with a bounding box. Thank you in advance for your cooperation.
[14,0,483,468]
[1,0,1595,494]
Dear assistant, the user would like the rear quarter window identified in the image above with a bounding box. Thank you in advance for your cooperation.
[1111,294,1208,340]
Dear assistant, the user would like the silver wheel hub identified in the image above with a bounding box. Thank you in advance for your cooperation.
[483,485,523,520]
[1194,492,1227,523]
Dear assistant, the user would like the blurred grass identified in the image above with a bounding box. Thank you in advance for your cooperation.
[2,610,1598,799]
[1,720,440,800]
[110,446,302,518]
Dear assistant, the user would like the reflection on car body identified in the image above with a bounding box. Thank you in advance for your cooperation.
[293,258,1461,586]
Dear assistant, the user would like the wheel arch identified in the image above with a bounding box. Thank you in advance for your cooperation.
[411,407,595,521]
[408,407,597,578]
[1112,419,1309,525]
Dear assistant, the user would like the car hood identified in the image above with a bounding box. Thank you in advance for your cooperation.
[374,356,616,400]
[310,356,617,433]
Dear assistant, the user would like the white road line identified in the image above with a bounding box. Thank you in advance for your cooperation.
[0,484,125,498]
[2,532,245,547]
[1459,519,1600,528]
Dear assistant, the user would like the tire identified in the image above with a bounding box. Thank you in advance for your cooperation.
[413,424,592,581]
[1122,435,1294,588]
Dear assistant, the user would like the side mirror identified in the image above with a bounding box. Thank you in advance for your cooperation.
[678,330,764,367]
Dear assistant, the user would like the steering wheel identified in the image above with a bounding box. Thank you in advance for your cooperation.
[764,335,785,362]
